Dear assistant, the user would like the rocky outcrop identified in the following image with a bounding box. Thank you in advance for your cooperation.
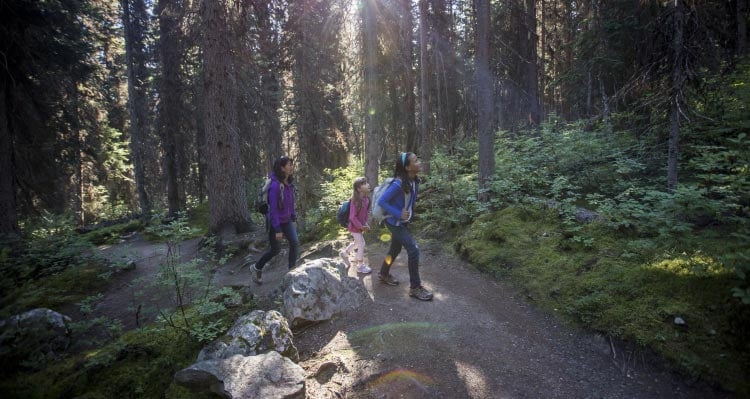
[0,308,72,369]
[198,310,298,362]
[174,352,305,399]
[281,258,368,327]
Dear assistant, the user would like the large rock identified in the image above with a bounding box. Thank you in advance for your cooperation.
[174,352,305,399]
[281,258,368,327]
[198,310,298,362]
[0,308,72,369]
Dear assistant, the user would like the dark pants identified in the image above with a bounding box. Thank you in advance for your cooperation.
[379,223,421,288]
[255,221,299,270]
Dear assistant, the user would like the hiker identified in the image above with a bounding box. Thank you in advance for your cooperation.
[340,177,373,274]
[376,152,433,301]
[253,156,299,284]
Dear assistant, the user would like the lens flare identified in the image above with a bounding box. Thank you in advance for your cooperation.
[368,368,435,389]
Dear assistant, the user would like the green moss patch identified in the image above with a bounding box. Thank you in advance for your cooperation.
[456,205,749,393]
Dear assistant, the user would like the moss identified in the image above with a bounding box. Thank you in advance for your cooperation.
[81,220,143,246]
[0,261,109,317]
[455,204,750,393]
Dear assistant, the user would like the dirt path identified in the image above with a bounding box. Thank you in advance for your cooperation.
[93,234,731,398]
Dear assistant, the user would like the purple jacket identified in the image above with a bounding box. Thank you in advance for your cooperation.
[347,197,370,233]
[267,173,296,233]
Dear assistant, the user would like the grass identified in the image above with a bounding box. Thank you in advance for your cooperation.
[454,205,750,394]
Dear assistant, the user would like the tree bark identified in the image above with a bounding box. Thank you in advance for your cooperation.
[667,0,685,192]
[202,0,252,236]
[121,0,151,217]
[0,80,20,238]
[157,0,182,218]
[401,0,419,153]
[419,0,432,174]
[475,0,494,202]
[739,0,747,56]
[523,0,540,125]
[363,0,381,185]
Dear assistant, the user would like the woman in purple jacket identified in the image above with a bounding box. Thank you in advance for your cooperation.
[253,156,299,284]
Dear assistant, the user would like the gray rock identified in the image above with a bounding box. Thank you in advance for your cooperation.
[0,308,72,369]
[175,352,305,399]
[674,316,686,326]
[281,258,368,327]
[198,310,298,362]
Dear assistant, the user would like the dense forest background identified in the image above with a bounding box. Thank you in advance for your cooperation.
[1,0,749,395]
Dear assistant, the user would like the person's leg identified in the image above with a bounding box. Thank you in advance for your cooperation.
[255,225,281,271]
[281,222,300,269]
[353,232,370,273]
[378,224,403,284]
[340,239,355,268]
[399,226,421,289]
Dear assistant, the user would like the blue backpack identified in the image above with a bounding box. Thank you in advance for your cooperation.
[336,200,350,228]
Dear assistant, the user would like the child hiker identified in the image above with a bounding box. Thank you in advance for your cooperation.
[340,177,373,274]
[376,152,433,301]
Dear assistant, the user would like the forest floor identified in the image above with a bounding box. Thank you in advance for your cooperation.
[84,231,733,399]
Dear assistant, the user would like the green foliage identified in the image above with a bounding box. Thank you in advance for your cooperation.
[0,317,232,399]
[0,214,115,316]
[308,160,375,240]
[455,206,748,392]
[143,214,232,342]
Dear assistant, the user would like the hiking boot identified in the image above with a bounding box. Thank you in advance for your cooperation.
[356,264,372,274]
[339,250,351,268]
[252,265,263,284]
[378,273,399,286]
[409,286,433,301]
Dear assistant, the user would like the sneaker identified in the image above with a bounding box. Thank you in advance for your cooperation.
[356,264,372,274]
[252,265,263,284]
[409,286,433,301]
[339,250,351,268]
[378,273,399,286]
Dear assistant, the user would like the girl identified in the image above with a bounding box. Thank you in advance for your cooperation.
[340,177,372,274]
[376,152,433,301]
[253,156,299,284]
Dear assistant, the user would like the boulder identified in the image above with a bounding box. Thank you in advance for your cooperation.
[198,310,298,362]
[281,258,368,327]
[174,352,305,399]
[0,308,72,369]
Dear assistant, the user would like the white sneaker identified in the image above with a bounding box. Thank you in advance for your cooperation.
[356,264,372,274]
[340,250,351,268]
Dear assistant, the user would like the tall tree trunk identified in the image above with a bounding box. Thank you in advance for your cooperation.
[202,0,252,236]
[599,76,612,134]
[0,81,20,239]
[121,0,151,217]
[418,0,432,174]
[402,0,419,153]
[157,0,182,218]
[475,0,494,202]
[739,0,748,56]
[667,0,685,192]
[524,0,540,125]
[363,0,381,185]
[69,85,84,227]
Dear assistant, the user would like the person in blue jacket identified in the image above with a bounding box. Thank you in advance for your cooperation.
[376,152,433,301]
[253,156,299,284]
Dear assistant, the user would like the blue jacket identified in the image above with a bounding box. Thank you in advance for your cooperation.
[378,178,418,226]
[267,173,296,233]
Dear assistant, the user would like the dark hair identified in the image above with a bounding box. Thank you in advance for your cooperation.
[393,152,415,193]
[273,156,294,184]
